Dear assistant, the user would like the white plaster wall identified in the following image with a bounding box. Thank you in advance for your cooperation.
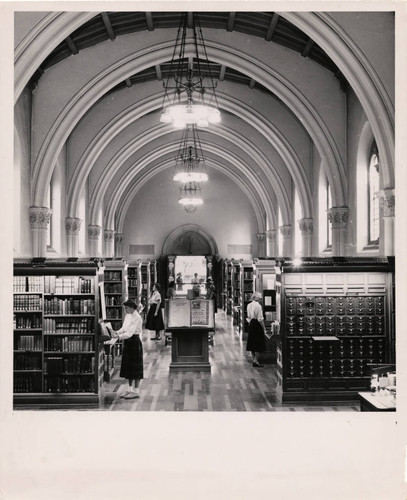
[122,166,259,260]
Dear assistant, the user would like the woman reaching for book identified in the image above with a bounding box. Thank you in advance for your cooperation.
[111,299,143,399]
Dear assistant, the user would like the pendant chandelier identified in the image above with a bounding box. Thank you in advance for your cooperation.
[160,12,221,129]
[173,124,208,183]
[178,181,203,213]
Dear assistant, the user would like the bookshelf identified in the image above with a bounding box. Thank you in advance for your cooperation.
[240,262,255,339]
[102,260,127,379]
[13,260,104,408]
[277,258,395,403]
[232,261,241,336]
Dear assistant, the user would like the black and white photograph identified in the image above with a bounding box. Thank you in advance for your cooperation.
[1,1,406,499]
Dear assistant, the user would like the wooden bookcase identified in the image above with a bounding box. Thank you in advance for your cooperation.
[276,257,395,403]
[232,261,241,335]
[102,260,127,379]
[240,262,255,339]
[13,259,104,408]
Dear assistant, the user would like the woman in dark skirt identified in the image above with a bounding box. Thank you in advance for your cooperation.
[111,299,143,399]
[246,292,267,367]
[145,283,165,340]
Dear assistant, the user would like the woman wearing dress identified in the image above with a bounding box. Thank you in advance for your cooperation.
[145,282,165,340]
[246,292,267,367]
[110,299,143,399]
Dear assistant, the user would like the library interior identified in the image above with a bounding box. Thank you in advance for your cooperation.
[12,10,397,413]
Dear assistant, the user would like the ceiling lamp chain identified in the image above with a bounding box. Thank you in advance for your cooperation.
[160,12,221,129]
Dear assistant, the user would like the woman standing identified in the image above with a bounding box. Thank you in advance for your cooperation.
[145,282,165,340]
[111,299,143,399]
[246,292,267,367]
[206,276,217,313]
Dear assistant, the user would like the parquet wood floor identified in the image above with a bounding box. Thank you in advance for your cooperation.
[100,312,360,412]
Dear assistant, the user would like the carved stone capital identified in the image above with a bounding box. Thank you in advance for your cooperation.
[65,217,82,235]
[256,232,266,243]
[298,218,314,235]
[114,233,123,244]
[29,207,52,229]
[327,207,349,228]
[379,189,395,217]
[104,229,115,241]
[279,225,292,239]
[266,230,277,242]
[88,225,101,240]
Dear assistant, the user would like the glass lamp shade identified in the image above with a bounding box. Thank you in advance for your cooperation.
[178,182,203,211]
[161,103,221,129]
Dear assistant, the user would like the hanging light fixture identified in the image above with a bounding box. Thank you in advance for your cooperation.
[178,181,203,213]
[173,124,208,183]
[160,12,221,129]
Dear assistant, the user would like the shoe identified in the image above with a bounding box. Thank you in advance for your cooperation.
[124,392,140,399]
[119,391,130,398]
[252,362,264,367]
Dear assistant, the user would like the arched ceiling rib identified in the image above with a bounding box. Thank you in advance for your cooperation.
[67,90,312,220]
[89,134,284,228]
[28,11,349,92]
[32,39,345,208]
[110,156,271,234]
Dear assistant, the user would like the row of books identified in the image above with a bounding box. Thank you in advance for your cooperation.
[14,353,42,370]
[128,278,138,287]
[44,336,95,352]
[44,275,95,294]
[105,296,122,306]
[15,335,42,351]
[44,298,95,315]
[104,283,122,294]
[14,315,42,329]
[44,355,95,375]
[14,294,42,311]
[44,376,96,393]
[43,318,94,334]
[13,276,43,293]
[14,375,42,393]
[104,271,122,281]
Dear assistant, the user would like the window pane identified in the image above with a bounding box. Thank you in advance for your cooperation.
[369,154,380,243]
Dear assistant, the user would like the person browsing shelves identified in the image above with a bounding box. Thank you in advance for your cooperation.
[110,299,143,399]
[145,283,165,340]
[246,292,267,367]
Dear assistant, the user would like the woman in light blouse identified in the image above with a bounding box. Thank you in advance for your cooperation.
[111,299,143,399]
[145,283,165,340]
[246,292,267,367]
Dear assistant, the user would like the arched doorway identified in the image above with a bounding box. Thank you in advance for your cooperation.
[162,224,218,256]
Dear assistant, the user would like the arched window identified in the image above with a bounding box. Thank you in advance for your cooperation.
[368,149,380,245]
[46,183,52,248]
[327,183,332,248]
[318,166,332,253]
[278,208,283,256]
[294,186,302,257]
[46,166,61,254]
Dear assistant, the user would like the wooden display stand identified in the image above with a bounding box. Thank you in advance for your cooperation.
[165,299,214,372]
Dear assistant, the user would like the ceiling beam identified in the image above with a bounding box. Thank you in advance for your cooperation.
[249,79,256,89]
[65,36,78,55]
[265,14,279,41]
[155,64,162,80]
[227,12,236,32]
[145,12,154,31]
[125,78,132,88]
[219,65,226,81]
[301,38,314,57]
[101,13,115,40]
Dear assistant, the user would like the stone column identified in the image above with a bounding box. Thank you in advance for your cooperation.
[206,255,213,278]
[114,233,123,258]
[29,207,52,257]
[279,225,293,257]
[266,230,277,257]
[104,229,115,257]
[88,225,101,257]
[65,217,82,257]
[327,207,349,256]
[256,233,266,258]
[298,218,314,257]
[380,188,395,256]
